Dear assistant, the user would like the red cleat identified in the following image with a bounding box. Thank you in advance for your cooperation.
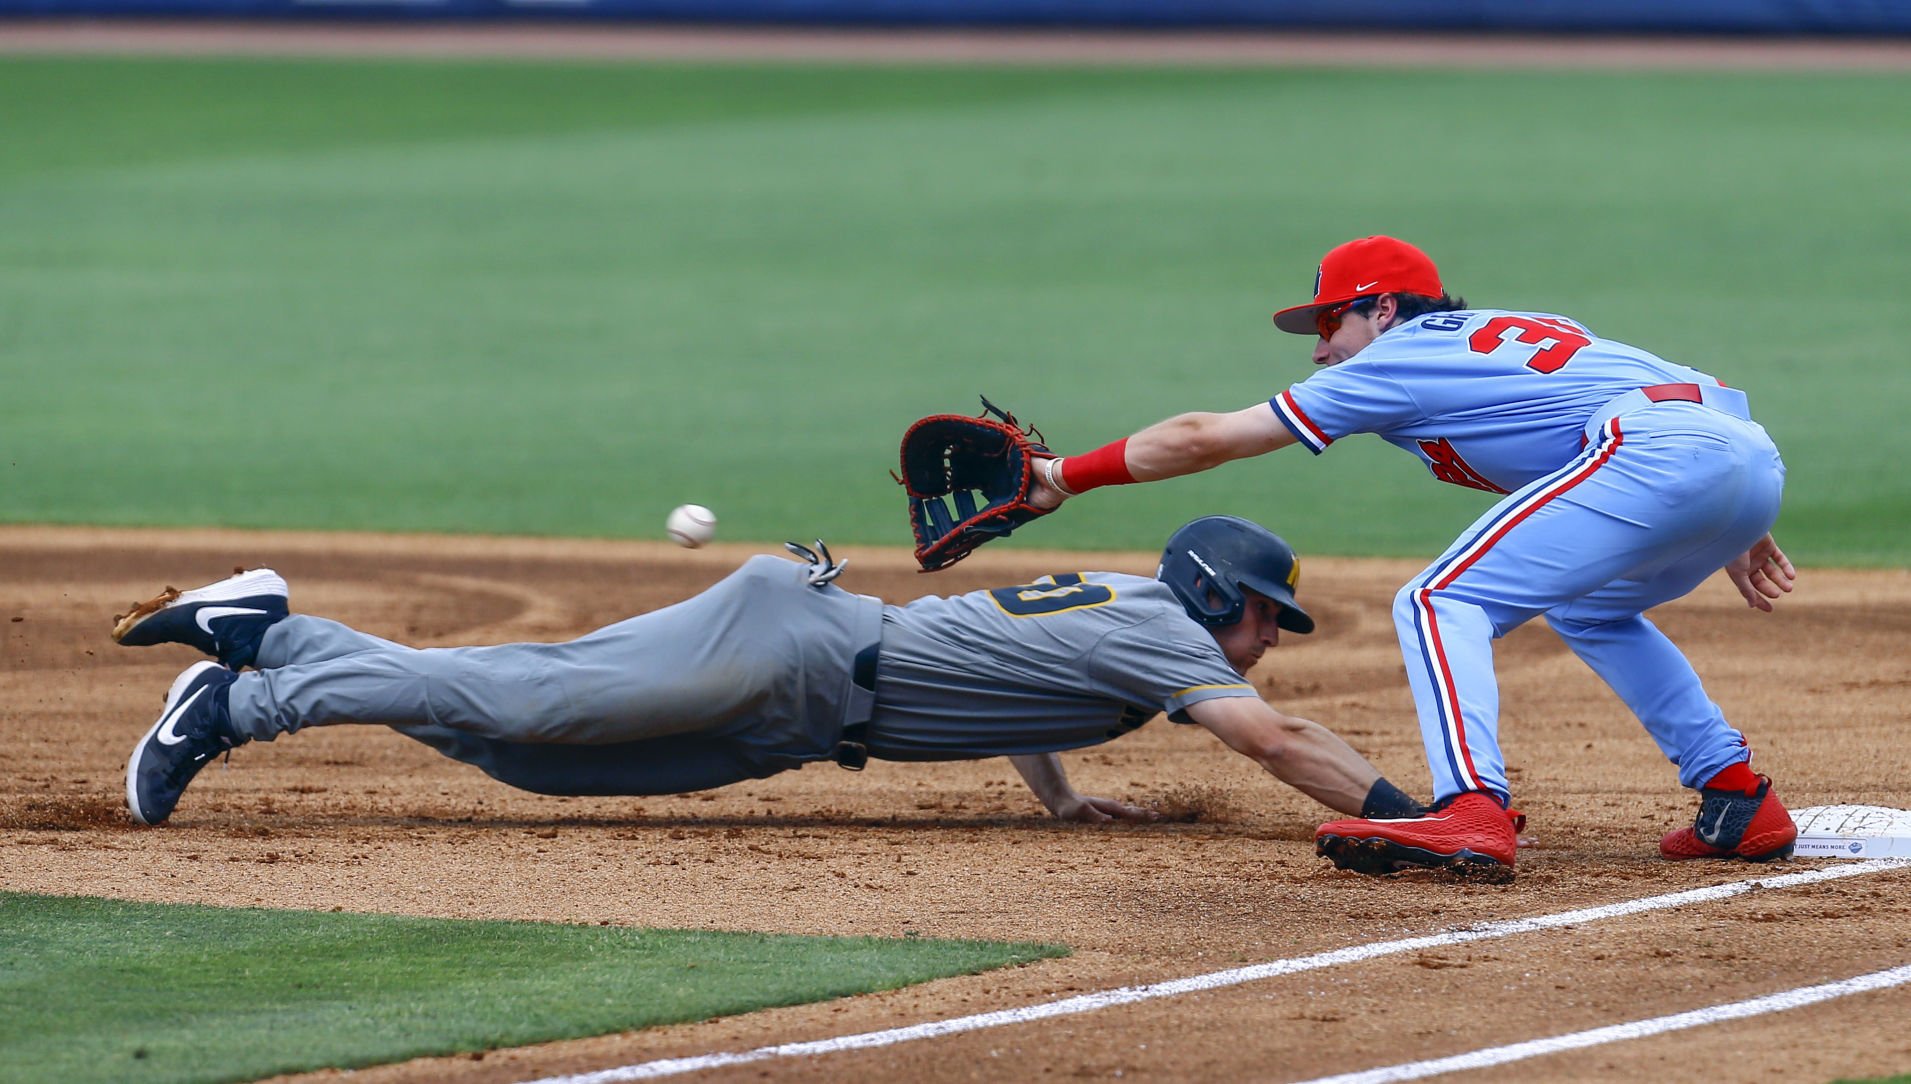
[1660,775,1796,862]
[1316,791,1522,876]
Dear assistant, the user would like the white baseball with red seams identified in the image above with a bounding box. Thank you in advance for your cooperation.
[665,504,717,548]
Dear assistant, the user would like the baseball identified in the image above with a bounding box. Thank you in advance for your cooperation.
[665,504,717,548]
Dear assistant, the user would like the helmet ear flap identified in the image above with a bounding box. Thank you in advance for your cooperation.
[1158,548,1246,627]
[1159,515,1311,631]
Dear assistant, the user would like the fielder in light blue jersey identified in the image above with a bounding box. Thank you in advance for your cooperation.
[116,517,1426,831]
[1034,237,1799,878]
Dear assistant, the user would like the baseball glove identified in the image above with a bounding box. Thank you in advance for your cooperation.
[897,396,1054,572]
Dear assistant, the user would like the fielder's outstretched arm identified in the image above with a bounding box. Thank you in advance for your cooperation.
[1124,403,1301,478]
[1186,696,1417,818]
[1008,752,1159,823]
[1032,403,1297,508]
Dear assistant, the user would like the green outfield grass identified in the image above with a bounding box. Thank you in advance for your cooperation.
[1,57,1906,563]
[0,891,1063,1084]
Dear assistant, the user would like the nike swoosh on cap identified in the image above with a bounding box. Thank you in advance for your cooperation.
[1354,281,1381,292]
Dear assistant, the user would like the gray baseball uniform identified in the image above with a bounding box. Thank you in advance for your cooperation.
[224,553,1259,796]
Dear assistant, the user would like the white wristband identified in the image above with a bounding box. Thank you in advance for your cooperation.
[1041,456,1078,497]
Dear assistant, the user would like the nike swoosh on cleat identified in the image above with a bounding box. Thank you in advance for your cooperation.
[156,686,209,746]
[194,606,267,636]
[1697,805,1731,845]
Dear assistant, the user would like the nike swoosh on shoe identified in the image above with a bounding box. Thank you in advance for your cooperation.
[1697,805,1731,845]
[194,606,268,636]
[156,686,209,746]
[1357,813,1454,825]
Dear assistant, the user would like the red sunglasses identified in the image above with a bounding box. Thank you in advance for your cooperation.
[1315,297,1373,339]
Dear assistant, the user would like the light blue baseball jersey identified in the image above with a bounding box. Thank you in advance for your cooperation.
[1271,309,1725,492]
[866,572,1258,760]
[1265,308,1784,804]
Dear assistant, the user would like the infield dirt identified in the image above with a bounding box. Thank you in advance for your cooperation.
[4,525,1908,1082]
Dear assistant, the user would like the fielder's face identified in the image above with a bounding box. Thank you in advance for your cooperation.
[1310,294,1396,367]
[1211,590,1285,675]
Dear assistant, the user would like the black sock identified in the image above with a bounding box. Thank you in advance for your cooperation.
[1360,778,1425,819]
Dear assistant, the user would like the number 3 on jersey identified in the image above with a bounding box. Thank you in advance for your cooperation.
[988,573,1115,617]
[1468,315,1590,373]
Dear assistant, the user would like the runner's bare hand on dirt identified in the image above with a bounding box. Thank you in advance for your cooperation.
[1055,795,1161,823]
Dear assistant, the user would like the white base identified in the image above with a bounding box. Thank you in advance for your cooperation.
[1790,805,1911,859]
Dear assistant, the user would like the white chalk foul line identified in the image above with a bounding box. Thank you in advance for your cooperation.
[525,859,1910,1084]
[1293,960,1911,1084]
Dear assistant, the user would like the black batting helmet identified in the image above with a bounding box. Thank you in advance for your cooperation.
[1156,516,1315,633]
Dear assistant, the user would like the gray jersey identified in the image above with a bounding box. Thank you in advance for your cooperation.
[866,572,1258,760]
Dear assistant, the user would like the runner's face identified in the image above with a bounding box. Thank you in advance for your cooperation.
[1212,591,1283,674]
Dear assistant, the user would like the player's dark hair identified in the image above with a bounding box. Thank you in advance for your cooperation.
[1351,292,1468,323]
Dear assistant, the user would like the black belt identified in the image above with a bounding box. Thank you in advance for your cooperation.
[833,643,880,771]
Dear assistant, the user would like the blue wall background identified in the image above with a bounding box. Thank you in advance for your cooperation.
[2,0,1908,34]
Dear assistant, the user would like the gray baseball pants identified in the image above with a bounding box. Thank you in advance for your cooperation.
[222,555,884,796]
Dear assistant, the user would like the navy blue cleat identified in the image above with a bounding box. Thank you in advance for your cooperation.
[126,662,244,826]
[112,567,288,669]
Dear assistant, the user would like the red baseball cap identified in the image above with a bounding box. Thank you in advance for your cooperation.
[1272,236,1444,335]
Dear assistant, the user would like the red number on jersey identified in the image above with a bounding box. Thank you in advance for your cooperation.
[1417,438,1509,494]
[1468,316,1591,374]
